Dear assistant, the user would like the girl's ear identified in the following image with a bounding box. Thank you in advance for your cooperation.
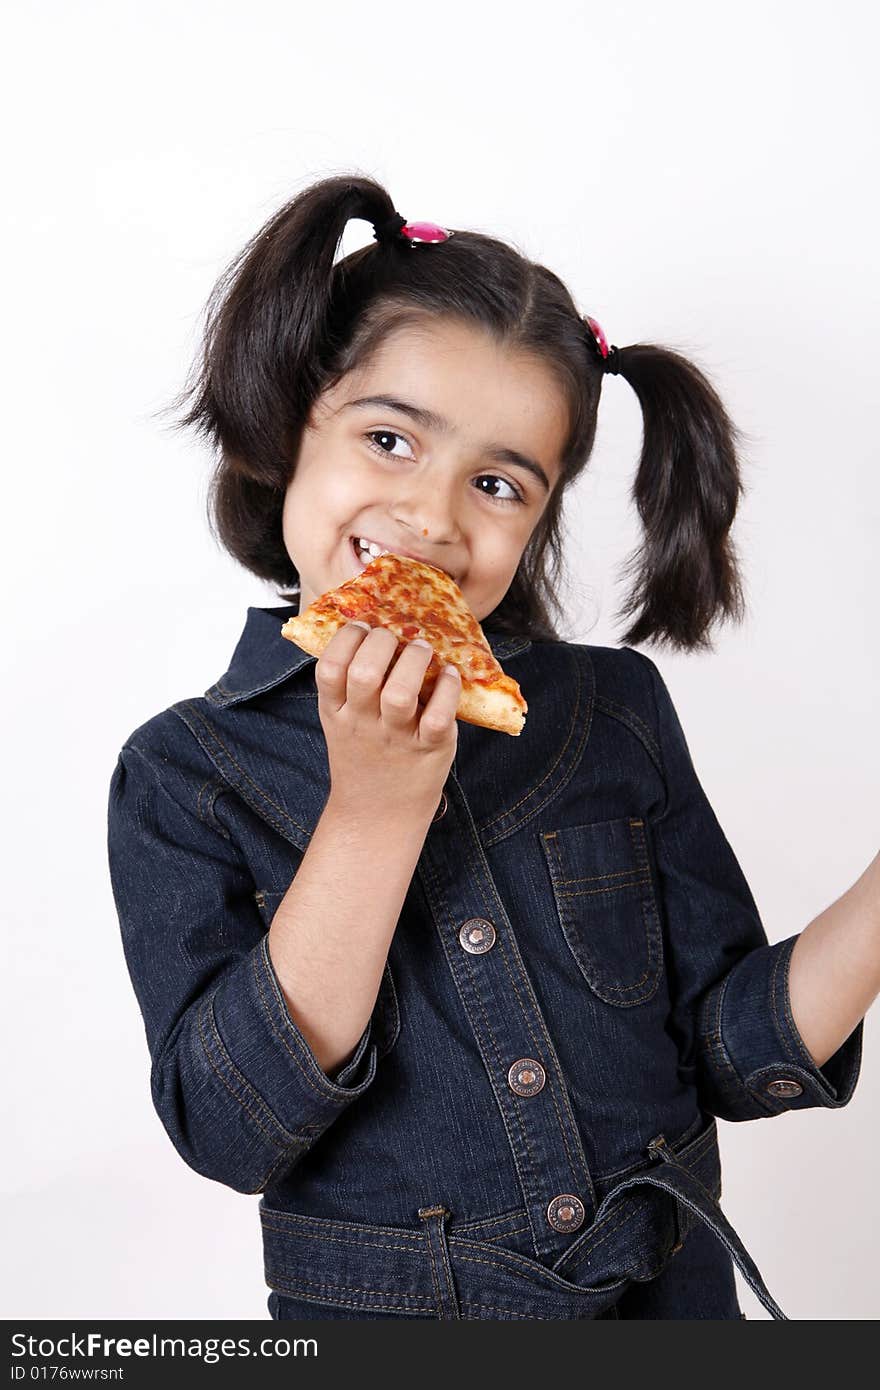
[611,343,750,653]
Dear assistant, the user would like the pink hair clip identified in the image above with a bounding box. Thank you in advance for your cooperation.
[372,212,454,247]
[583,314,622,376]
[584,314,610,358]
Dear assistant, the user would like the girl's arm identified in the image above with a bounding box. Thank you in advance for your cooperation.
[267,790,436,1077]
[788,851,880,1068]
[107,737,423,1195]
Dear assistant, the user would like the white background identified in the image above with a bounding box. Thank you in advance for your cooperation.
[3,0,878,1320]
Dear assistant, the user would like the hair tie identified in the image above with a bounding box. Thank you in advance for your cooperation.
[371,211,454,247]
[583,315,623,375]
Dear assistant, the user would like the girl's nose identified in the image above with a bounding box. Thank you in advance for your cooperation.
[392,500,462,546]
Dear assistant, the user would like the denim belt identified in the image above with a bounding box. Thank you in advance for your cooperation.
[260,1115,786,1320]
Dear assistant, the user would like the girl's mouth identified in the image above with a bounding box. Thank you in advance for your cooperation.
[349,536,387,572]
[348,535,463,586]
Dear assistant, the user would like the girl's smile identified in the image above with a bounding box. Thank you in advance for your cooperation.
[349,533,459,580]
[282,317,569,622]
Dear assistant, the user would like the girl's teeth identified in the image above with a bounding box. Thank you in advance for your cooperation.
[356,538,389,560]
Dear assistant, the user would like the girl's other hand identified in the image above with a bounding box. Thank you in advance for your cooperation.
[315,621,460,822]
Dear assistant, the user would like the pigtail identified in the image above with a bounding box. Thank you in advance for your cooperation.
[610,343,749,653]
[161,174,399,476]
[155,173,402,587]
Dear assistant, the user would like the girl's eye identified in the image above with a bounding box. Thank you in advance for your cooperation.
[365,428,414,460]
[363,429,526,507]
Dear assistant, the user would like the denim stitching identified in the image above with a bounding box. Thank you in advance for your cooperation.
[416,849,542,1229]
[271,1287,583,1320]
[454,1210,525,1234]
[196,778,232,840]
[252,940,372,1106]
[271,1289,432,1315]
[421,1221,444,1316]
[375,959,402,1057]
[489,904,591,1193]
[706,971,776,1117]
[196,997,276,1144]
[564,1183,690,1282]
[479,652,594,849]
[419,1212,444,1317]
[256,1144,305,1193]
[589,1112,706,1178]
[480,646,586,834]
[560,1120,720,1271]
[252,943,329,1093]
[451,1245,630,1295]
[261,1221,429,1255]
[260,1207,425,1240]
[459,1303,559,1320]
[202,994,290,1139]
[594,1116,714,1185]
[593,695,663,776]
[613,1171,786,1318]
[436,1221,459,1313]
[463,816,594,1202]
[267,1275,434,1309]
[543,826,662,1005]
[171,702,311,839]
[478,1223,532,1242]
[551,872,653,889]
[196,995,304,1161]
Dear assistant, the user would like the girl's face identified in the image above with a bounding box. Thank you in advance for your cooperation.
[282,317,569,624]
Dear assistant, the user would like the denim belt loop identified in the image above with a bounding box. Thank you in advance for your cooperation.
[417,1205,461,1319]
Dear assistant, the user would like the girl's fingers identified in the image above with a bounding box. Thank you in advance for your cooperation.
[379,639,438,727]
[315,624,460,738]
[418,662,462,742]
[344,626,404,714]
[314,621,373,713]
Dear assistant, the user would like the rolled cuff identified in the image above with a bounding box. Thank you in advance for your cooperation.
[698,933,863,1121]
[209,934,379,1141]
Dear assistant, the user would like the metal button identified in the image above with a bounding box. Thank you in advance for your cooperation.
[458,918,496,954]
[765,1078,803,1099]
[432,791,448,822]
[547,1194,585,1233]
[508,1058,546,1096]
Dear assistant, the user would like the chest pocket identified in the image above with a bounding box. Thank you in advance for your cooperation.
[253,888,402,1058]
[540,817,664,1006]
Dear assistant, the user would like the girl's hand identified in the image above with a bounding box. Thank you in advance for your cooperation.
[315,621,460,821]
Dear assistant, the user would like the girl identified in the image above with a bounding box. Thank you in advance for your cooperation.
[107,173,878,1321]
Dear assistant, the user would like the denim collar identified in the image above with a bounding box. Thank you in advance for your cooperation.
[206,605,533,709]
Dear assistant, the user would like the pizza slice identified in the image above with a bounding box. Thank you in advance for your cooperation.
[280,553,528,736]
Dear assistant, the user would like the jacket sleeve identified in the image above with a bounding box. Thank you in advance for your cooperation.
[107,741,383,1194]
[633,650,863,1123]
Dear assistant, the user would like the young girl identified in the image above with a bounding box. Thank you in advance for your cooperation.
[107,173,878,1322]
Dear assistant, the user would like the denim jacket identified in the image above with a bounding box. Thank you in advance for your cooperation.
[107,605,863,1321]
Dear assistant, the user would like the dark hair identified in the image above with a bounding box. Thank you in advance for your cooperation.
[158,172,751,651]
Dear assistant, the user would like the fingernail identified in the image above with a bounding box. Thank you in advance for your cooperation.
[349,621,371,631]
[443,664,461,678]
[411,639,432,649]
